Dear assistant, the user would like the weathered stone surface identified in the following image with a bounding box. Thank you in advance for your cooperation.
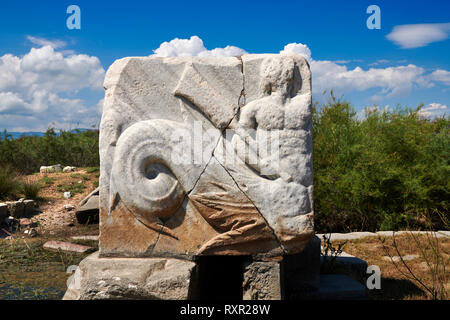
[40,164,62,173]
[99,54,313,258]
[283,235,320,296]
[438,231,450,237]
[187,156,283,257]
[76,195,99,224]
[43,241,93,254]
[64,204,75,211]
[19,218,37,228]
[71,235,99,241]
[6,200,24,218]
[214,54,314,253]
[321,251,368,282]
[316,232,377,241]
[78,187,99,206]
[317,231,450,241]
[0,203,8,221]
[243,261,281,300]
[300,274,366,300]
[23,200,35,215]
[63,166,76,173]
[64,252,197,300]
[382,254,419,262]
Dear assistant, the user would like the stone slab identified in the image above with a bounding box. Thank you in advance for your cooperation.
[71,235,99,241]
[76,195,99,224]
[64,252,198,300]
[6,201,24,218]
[300,275,366,300]
[321,251,368,282]
[382,254,419,262]
[317,231,450,241]
[43,241,93,254]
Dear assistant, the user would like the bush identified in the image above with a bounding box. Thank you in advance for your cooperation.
[19,179,42,200]
[0,165,20,200]
[0,128,99,174]
[85,167,99,173]
[0,99,448,232]
[313,94,449,232]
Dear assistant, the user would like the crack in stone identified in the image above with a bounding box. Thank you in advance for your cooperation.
[202,55,286,254]
[187,56,245,195]
[148,224,164,255]
[212,154,287,255]
[154,56,286,256]
[150,193,189,254]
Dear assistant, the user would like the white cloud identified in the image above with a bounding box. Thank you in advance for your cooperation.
[152,35,247,57]
[280,43,312,63]
[418,103,448,118]
[3,35,450,131]
[26,35,67,49]
[386,23,450,49]
[430,69,450,86]
[276,41,435,98]
[310,61,432,97]
[0,44,105,131]
[152,36,450,105]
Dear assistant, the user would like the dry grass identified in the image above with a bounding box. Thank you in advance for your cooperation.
[0,237,98,299]
[0,168,101,299]
[333,234,450,300]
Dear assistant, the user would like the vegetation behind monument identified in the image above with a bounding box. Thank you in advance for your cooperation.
[0,95,448,232]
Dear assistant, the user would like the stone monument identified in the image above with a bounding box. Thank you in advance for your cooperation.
[64,53,316,300]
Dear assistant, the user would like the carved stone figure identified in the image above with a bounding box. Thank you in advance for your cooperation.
[99,54,313,259]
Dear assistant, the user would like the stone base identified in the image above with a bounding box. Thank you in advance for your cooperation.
[320,252,368,282]
[64,252,198,300]
[243,261,282,300]
[282,235,321,296]
[296,275,367,300]
[64,236,367,300]
[242,235,321,300]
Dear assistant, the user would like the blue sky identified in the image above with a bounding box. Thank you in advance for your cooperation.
[0,0,449,131]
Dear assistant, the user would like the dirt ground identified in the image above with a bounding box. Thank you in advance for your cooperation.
[18,168,100,237]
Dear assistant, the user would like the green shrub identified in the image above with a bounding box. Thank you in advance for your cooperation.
[313,94,449,232]
[56,181,86,195]
[0,128,99,174]
[40,176,55,186]
[0,165,20,200]
[70,173,90,181]
[19,179,42,200]
[0,99,448,232]
[85,167,99,173]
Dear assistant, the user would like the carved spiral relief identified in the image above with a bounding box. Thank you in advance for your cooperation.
[102,55,314,256]
[111,119,195,228]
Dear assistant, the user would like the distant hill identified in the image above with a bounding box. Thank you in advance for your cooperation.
[3,129,94,139]
[7,132,46,139]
